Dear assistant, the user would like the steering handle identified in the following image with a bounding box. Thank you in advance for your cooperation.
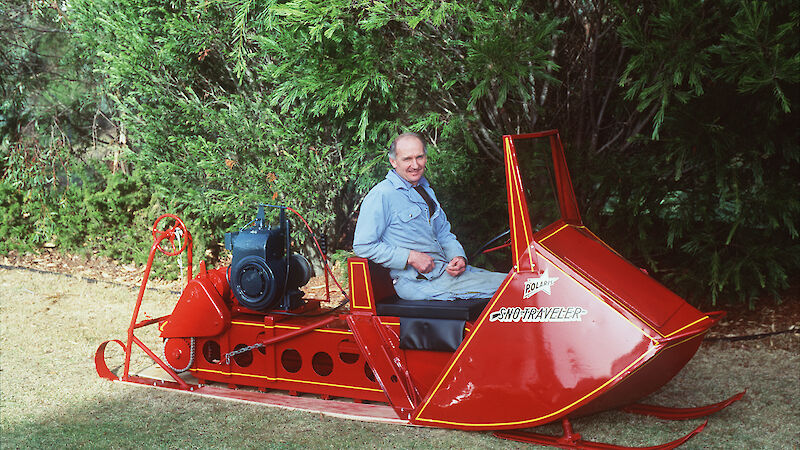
[151,214,190,256]
[469,229,511,261]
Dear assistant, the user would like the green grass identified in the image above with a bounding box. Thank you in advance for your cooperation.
[1,268,798,448]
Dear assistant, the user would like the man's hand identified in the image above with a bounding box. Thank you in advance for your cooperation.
[446,256,466,277]
[408,250,435,273]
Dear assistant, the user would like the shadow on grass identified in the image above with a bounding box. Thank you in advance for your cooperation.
[4,341,797,449]
[1,383,497,449]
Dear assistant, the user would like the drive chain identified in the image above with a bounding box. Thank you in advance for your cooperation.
[224,342,265,365]
[163,337,196,373]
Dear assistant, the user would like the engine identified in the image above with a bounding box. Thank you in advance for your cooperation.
[225,206,312,311]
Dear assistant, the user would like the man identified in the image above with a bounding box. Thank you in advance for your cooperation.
[353,132,507,301]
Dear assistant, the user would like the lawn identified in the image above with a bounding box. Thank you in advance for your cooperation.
[1,267,797,448]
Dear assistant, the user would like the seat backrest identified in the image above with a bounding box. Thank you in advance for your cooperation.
[347,256,396,313]
[365,259,397,302]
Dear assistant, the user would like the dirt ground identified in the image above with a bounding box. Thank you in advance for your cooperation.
[2,248,798,351]
[0,248,348,298]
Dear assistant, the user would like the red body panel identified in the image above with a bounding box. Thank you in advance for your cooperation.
[161,270,230,338]
[188,312,389,403]
[537,223,704,336]
[411,249,657,429]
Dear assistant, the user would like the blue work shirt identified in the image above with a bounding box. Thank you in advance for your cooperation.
[353,170,467,283]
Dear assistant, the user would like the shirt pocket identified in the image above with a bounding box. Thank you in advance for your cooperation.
[397,205,422,223]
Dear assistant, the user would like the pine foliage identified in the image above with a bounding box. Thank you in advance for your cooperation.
[0,0,797,304]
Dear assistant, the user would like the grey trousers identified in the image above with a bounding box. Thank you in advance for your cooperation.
[393,266,507,301]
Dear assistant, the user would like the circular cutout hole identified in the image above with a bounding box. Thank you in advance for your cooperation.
[339,352,359,364]
[364,362,376,382]
[312,352,334,376]
[202,340,221,364]
[281,349,302,373]
[337,339,361,364]
[390,375,398,383]
[233,344,253,367]
[337,339,360,364]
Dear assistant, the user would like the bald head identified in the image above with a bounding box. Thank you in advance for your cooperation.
[389,132,428,185]
[388,132,427,160]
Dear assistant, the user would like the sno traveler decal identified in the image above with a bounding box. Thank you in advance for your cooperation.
[489,306,588,323]
[523,268,559,297]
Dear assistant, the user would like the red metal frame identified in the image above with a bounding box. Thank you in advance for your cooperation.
[622,391,746,420]
[494,417,707,449]
[97,214,196,390]
[95,130,741,448]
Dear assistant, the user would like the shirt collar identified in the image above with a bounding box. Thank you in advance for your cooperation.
[386,169,430,190]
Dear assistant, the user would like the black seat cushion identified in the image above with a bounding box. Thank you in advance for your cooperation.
[399,318,465,352]
[375,296,490,321]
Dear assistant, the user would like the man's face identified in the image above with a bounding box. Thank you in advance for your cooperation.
[390,136,427,185]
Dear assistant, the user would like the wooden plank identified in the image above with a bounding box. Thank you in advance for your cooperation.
[120,365,408,425]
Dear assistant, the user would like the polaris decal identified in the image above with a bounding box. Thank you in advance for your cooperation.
[523,269,559,298]
[489,306,587,323]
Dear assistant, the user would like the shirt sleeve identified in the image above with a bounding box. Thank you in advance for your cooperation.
[353,189,410,269]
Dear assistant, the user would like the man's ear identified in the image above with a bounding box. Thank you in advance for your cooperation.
[389,157,398,169]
